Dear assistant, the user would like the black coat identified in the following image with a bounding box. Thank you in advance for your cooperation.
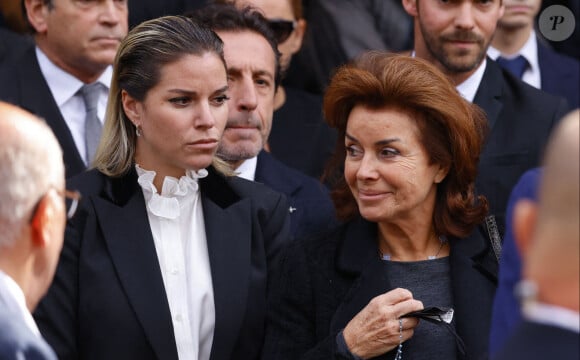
[262,217,498,360]
[34,166,291,360]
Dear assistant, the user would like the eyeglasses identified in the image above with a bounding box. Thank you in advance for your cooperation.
[267,19,297,44]
[29,188,82,222]
[61,190,81,220]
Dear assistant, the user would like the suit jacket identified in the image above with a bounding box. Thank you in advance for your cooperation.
[0,287,57,360]
[537,39,580,109]
[33,166,291,360]
[255,150,338,240]
[473,59,568,235]
[488,168,541,355]
[262,217,498,360]
[0,28,33,66]
[269,87,337,179]
[493,320,580,360]
[0,47,86,178]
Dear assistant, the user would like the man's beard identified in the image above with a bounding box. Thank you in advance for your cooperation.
[421,24,490,73]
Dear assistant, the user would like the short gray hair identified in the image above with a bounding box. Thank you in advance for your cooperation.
[0,102,64,247]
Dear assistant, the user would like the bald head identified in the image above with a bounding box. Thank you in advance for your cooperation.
[519,109,580,310]
[0,101,64,247]
[536,110,580,232]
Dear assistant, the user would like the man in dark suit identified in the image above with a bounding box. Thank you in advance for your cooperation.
[402,0,568,237]
[493,110,579,360]
[0,102,70,360]
[191,4,337,239]
[488,0,579,108]
[0,0,128,178]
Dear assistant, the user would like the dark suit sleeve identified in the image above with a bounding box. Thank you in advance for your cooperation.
[262,241,346,360]
[33,214,83,359]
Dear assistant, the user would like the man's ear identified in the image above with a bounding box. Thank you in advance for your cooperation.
[513,199,538,258]
[24,0,50,34]
[121,90,141,126]
[402,0,418,17]
[30,193,56,248]
[288,18,307,55]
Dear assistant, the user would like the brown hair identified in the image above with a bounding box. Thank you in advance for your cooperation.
[323,52,489,238]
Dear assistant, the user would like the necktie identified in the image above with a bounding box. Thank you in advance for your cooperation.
[496,55,529,79]
[78,83,102,164]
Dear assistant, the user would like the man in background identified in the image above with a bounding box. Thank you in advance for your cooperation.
[402,0,568,238]
[488,0,579,108]
[191,3,337,239]
[0,0,128,178]
[0,102,71,359]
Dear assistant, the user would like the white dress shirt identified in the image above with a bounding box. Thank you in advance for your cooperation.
[234,156,258,181]
[488,30,541,89]
[0,270,41,337]
[36,47,112,165]
[136,165,215,360]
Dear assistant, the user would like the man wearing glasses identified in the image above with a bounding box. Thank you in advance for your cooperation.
[0,101,78,359]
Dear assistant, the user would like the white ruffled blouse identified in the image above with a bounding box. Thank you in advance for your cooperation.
[136,165,214,360]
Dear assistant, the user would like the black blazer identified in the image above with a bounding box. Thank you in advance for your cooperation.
[255,151,338,240]
[473,59,568,233]
[493,320,580,360]
[34,166,291,360]
[0,47,86,178]
[262,217,498,360]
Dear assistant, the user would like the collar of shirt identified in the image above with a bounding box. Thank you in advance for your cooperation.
[36,46,112,107]
[136,165,208,219]
[523,301,580,333]
[455,58,487,103]
[0,270,41,336]
[235,156,258,181]
[487,30,540,88]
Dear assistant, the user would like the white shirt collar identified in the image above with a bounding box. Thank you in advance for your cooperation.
[523,301,580,333]
[455,58,487,103]
[36,46,113,105]
[0,270,41,336]
[235,156,258,181]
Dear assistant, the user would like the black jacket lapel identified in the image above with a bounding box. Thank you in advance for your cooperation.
[18,48,85,177]
[201,170,253,360]
[474,58,504,133]
[93,172,178,360]
[449,226,498,360]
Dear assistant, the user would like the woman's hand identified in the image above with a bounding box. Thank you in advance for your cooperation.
[342,288,423,359]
